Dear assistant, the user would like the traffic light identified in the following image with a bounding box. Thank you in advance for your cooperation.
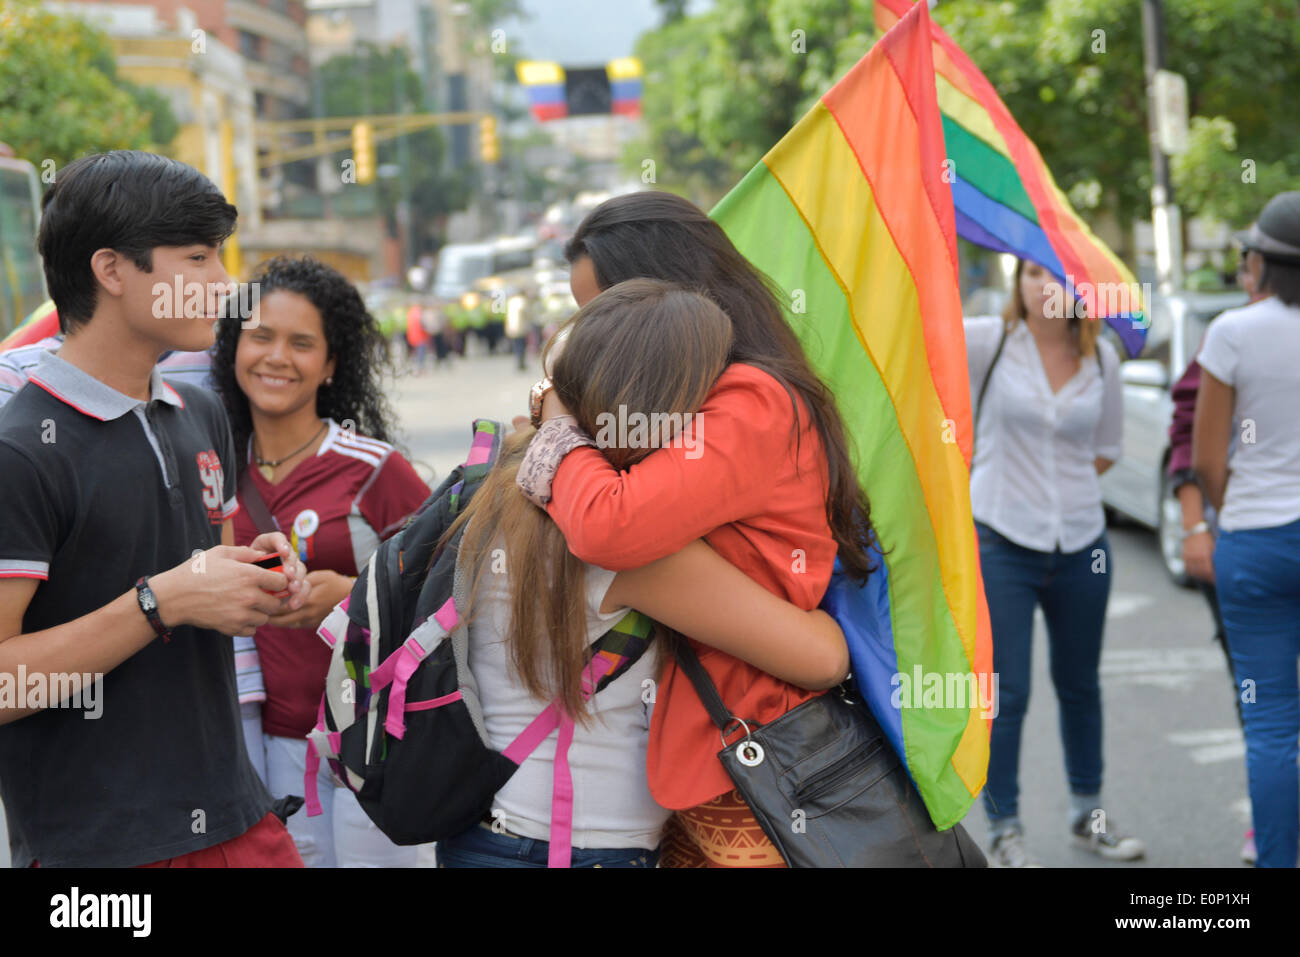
[351,122,375,184]
[479,115,499,164]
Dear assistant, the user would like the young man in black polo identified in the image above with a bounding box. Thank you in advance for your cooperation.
[0,151,312,867]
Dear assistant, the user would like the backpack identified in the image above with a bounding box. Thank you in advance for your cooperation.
[304,419,655,866]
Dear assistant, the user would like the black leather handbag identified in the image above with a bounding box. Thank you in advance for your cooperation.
[674,642,987,868]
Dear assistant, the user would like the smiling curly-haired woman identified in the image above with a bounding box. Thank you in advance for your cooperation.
[212,255,431,867]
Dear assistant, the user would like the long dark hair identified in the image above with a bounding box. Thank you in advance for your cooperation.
[211,255,398,471]
[565,191,878,582]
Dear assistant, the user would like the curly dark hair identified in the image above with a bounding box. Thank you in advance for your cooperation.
[211,255,398,473]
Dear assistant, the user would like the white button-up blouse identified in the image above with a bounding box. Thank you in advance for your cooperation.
[964,316,1123,553]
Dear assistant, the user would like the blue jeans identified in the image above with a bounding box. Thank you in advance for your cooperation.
[1215,518,1300,868]
[975,522,1110,824]
[437,822,660,869]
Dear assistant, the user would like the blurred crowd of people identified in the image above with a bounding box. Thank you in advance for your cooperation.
[373,288,571,375]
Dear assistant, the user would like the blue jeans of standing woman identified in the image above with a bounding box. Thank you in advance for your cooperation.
[975,522,1111,826]
[1214,517,1300,868]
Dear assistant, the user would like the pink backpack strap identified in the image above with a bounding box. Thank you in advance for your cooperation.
[304,696,328,817]
[545,654,619,868]
[369,598,459,739]
[491,653,621,868]
[304,738,323,817]
[547,713,578,868]
[502,703,561,764]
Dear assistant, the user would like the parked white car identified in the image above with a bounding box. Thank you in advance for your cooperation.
[1097,290,1247,584]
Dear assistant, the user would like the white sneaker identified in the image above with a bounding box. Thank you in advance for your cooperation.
[1071,812,1146,861]
[990,827,1043,867]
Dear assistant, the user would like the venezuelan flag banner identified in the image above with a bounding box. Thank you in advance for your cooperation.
[516,61,568,122]
[712,0,991,829]
[606,57,644,118]
[875,0,1146,357]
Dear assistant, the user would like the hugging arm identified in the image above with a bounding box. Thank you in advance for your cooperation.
[602,540,848,691]
[544,371,799,570]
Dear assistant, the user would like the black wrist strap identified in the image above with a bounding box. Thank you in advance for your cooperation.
[135,576,171,643]
[672,637,737,733]
[1169,466,1199,493]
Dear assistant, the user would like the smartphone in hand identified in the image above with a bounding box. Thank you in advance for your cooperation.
[253,554,291,599]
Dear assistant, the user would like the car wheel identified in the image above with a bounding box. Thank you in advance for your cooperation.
[1157,469,1194,588]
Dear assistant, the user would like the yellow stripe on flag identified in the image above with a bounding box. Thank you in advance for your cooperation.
[516,60,565,86]
[764,102,982,680]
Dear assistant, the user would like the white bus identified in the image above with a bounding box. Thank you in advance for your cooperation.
[0,145,46,338]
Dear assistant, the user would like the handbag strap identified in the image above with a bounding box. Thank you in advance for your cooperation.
[672,638,737,734]
[238,466,280,536]
[973,325,1007,443]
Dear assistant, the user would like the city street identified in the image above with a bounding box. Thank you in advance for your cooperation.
[394,350,1255,870]
[1,350,1250,869]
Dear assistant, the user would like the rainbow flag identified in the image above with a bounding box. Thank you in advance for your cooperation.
[711,0,991,829]
[875,0,1146,357]
[0,299,58,352]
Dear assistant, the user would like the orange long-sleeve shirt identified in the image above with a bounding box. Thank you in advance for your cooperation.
[547,362,838,809]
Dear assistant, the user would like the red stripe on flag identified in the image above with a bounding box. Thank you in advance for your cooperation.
[823,0,970,465]
[531,103,568,122]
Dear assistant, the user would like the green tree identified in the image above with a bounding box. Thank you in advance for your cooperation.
[941,0,1300,231]
[0,0,177,167]
[463,0,525,30]
[318,44,475,255]
[633,0,1300,229]
[654,0,691,25]
[1171,116,1295,230]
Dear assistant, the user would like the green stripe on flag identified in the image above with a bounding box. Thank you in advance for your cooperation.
[713,163,979,826]
[942,116,1039,225]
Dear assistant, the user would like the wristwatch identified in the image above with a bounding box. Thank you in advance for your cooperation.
[135,576,172,643]
[529,376,554,429]
[1182,521,1210,539]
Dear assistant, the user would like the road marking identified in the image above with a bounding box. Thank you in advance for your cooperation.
[1030,591,1154,627]
[1100,647,1226,689]
[1106,591,1156,620]
[1167,728,1245,764]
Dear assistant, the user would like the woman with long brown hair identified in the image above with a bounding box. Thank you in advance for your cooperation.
[517,191,878,867]
[964,257,1137,867]
[437,278,849,868]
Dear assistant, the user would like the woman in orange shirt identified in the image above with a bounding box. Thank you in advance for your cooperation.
[518,191,880,867]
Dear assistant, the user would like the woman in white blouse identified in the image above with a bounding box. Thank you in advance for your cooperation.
[966,258,1143,867]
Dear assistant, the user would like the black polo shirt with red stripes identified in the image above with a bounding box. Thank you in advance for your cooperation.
[0,350,272,867]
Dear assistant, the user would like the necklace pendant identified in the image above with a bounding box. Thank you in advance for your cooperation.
[258,463,276,482]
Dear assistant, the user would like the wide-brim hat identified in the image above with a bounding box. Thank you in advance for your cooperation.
[1234,191,1300,263]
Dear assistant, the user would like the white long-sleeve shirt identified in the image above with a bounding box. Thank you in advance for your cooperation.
[965,316,1123,553]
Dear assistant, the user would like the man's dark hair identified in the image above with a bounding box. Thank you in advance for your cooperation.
[1259,255,1300,308]
[37,151,237,333]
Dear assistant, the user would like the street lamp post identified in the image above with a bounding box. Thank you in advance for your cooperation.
[1142,0,1185,294]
